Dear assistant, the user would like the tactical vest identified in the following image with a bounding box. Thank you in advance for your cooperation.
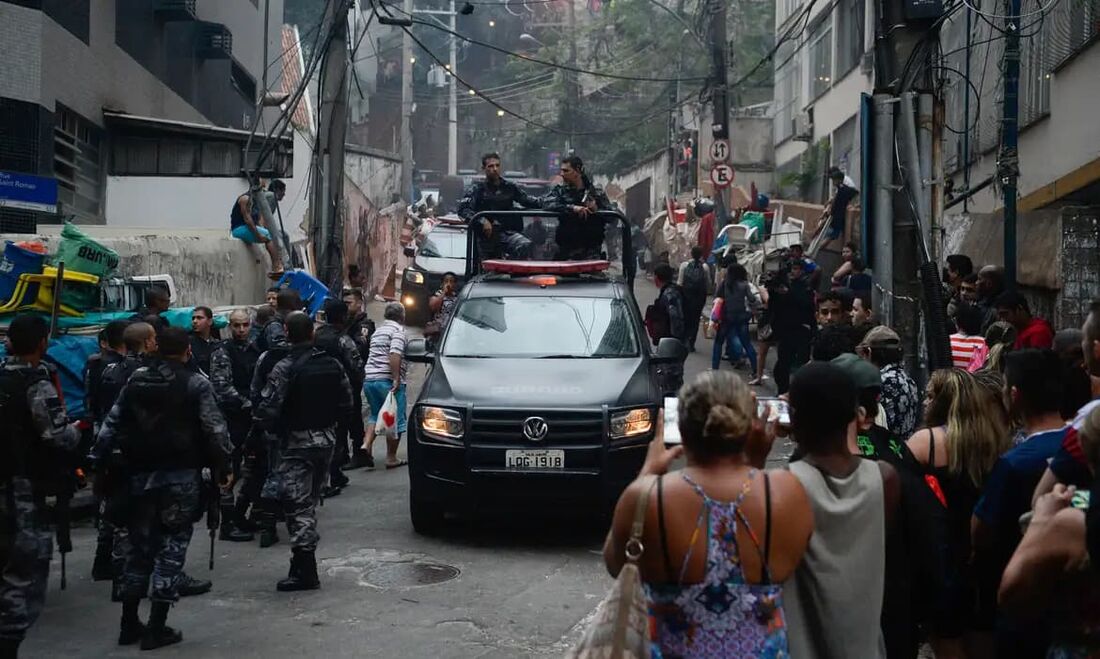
[118,361,202,471]
[314,325,359,384]
[98,355,144,420]
[251,344,290,408]
[0,365,48,480]
[0,364,74,491]
[223,339,260,395]
[283,348,346,432]
[255,316,283,353]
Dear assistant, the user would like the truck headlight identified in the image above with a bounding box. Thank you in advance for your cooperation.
[419,406,464,440]
[610,408,652,439]
[404,269,425,285]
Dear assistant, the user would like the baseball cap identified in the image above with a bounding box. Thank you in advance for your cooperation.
[858,325,901,349]
[831,353,882,390]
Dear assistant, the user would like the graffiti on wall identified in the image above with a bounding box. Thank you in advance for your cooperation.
[343,174,404,298]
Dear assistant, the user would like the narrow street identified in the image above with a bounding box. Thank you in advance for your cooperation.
[24,276,779,658]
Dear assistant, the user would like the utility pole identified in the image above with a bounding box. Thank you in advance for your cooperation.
[999,0,1022,289]
[400,0,415,204]
[566,0,579,152]
[708,0,730,223]
[448,0,458,175]
[311,0,352,291]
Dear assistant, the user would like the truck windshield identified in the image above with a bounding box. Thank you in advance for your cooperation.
[442,296,639,358]
[418,229,467,259]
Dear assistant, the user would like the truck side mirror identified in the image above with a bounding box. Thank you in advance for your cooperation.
[652,337,686,364]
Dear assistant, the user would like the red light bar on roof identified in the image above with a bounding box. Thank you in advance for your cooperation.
[481,260,610,275]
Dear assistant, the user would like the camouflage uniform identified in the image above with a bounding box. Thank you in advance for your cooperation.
[541,181,612,259]
[0,357,81,645]
[94,353,148,598]
[315,327,365,477]
[93,360,231,602]
[254,347,352,551]
[83,349,124,580]
[209,338,260,527]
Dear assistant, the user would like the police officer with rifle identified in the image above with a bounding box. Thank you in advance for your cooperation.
[0,314,84,658]
[91,327,232,650]
[209,309,261,542]
[86,320,128,582]
[254,312,353,592]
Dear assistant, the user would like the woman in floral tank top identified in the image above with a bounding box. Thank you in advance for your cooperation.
[603,371,814,658]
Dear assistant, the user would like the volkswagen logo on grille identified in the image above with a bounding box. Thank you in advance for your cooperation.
[522,416,549,442]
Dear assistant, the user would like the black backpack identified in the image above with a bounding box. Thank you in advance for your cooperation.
[682,260,708,297]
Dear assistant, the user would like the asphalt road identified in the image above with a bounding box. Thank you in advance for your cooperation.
[24,275,788,658]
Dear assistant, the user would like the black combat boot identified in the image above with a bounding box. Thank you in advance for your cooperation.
[234,498,256,532]
[140,601,182,651]
[219,500,254,541]
[92,538,114,581]
[177,573,212,597]
[341,447,373,470]
[0,638,20,659]
[276,549,321,592]
[257,501,280,548]
[118,595,146,646]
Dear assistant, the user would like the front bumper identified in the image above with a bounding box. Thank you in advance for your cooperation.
[408,406,652,515]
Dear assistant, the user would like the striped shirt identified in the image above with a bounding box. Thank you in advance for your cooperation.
[950,333,985,370]
[364,320,408,382]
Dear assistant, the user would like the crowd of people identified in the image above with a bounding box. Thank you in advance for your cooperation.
[0,284,409,655]
[605,228,1100,657]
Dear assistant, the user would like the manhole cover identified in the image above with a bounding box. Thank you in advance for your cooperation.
[362,562,460,588]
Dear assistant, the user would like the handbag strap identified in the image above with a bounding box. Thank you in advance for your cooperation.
[624,477,659,563]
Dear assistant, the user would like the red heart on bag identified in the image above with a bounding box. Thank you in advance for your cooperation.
[382,411,396,427]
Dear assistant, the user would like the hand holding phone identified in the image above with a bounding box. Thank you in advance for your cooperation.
[663,397,682,446]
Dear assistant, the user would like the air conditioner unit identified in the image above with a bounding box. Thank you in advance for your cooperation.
[793,112,814,141]
[152,0,197,22]
[196,22,232,60]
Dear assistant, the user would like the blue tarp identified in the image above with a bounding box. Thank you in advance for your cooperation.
[0,334,99,418]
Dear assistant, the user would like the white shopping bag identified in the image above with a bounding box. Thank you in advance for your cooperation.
[374,390,398,439]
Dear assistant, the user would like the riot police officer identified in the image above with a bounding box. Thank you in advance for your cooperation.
[314,299,364,495]
[245,297,299,548]
[254,312,353,592]
[209,309,261,541]
[85,320,129,581]
[92,328,232,650]
[0,314,83,658]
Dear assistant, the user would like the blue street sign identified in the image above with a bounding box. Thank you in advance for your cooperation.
[0,171,58,213]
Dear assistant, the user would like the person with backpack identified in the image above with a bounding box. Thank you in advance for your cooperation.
[92,327,233,650]
[647,264,686,396]
[314,300,365,497]
[0,315,84,658]
[677,247,713,352]
[712,263,760,373]
[254,312,354,593]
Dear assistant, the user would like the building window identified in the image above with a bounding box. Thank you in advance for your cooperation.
[1047,0,1100,70]
[809,16,833,98]
[53,106,103,220]
[1021,32,1051,127]
[110,137,249,177]
[44,0,91,45]
[836,0,865,76]
[779,0,806,26]
[774,40,802,143]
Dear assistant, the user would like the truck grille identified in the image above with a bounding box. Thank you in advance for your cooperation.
[470,409,605,444]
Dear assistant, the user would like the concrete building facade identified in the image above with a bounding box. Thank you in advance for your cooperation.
[0,0,287,230]
[771,0,873,201]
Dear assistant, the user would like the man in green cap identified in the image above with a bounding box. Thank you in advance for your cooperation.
[830,352,917,470]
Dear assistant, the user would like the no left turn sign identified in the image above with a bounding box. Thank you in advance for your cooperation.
[709,163,734,188]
